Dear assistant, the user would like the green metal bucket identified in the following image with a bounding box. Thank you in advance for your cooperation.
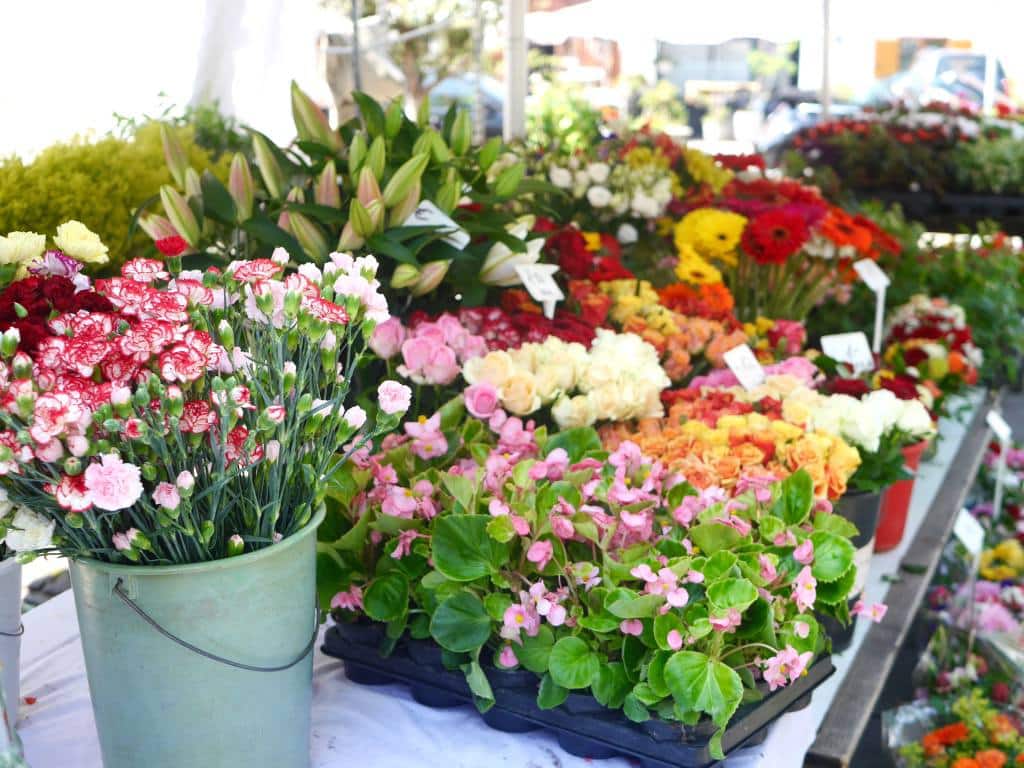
[69,507,324,768]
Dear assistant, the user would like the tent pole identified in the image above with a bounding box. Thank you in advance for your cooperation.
[503,0,527,140]
[473,0,486,143]
[351,0,363,92]
[821,0,831,119]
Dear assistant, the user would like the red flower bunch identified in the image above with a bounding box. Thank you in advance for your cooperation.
[657,283,737,325]
[543,225,634,283]
[741,209,810,265]
[714,153,765,172]
[567,280,612,327]
[0,276,114,354]
[412,301,597,351]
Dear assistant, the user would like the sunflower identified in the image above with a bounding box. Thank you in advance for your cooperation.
[674,208,746,263]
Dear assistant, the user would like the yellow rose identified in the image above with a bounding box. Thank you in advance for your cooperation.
[770,421,804,442]
[782,398,813,427]
[0,231,46,266]
[500,372,541,416]
[53,220,109,264]
[463,350,515,389]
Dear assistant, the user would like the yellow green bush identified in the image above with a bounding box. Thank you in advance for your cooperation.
[0,123,229,269]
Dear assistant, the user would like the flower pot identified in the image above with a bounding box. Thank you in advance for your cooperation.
[0,559,21,721]
[68,507,323,768]
[834,488,883,600]
[876,440,930,552]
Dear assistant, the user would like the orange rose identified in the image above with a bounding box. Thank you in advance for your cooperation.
[734,442,767,467]
[977,750,1008,768]
[711,455,743,486]
[951,759,980,768]
[679,457,718,490]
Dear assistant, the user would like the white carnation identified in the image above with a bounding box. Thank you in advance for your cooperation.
[5,506,55,553]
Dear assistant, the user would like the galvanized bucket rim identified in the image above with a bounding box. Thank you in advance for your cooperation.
[70,505,325,578]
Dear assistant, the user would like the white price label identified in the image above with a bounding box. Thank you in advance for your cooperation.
[515,264,564,319]
[403,200,471,250]
[953,507,985,558]
[853,259,891,292]
[821,332,874,373]
[723,344,766,391]
[987,410,1013,444]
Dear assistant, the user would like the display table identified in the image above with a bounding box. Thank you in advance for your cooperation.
[16,390,991,768]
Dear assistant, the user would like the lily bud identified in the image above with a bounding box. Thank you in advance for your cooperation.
[478,136,502,171]
[252,132,287,200]
[364,136,386,181]
[228,153,254,221]
[417,95,431,127]
[410,259,451,297]
[290,80,340,152]
[348,131,367,176]
[429,130,452,163]
[382,153,429,208]
[160,124,189,188]
[227,534,245,557]
[315,160,341,208]
[349,199,374,239]
[138,213,178,241]
[159,185,200,246]
[494,162,525,198]
[412,131,433,158]
[434,178,461,215]
[357,166,383,207]
[184,167,202,201]
[389,263,421,289]
[290,213,329,262]
[337,222,364,251]
[278,187,303,233]
[388,180,421,226]
[449,110,471,156]
[385,99,404,138]
[365,200,385,234]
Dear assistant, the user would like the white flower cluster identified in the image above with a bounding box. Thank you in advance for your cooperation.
[462,330,670,428]
[1,486,55,553]
[547,155,673,221]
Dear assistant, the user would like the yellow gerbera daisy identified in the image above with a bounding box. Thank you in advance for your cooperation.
[674,251,723,286]
[674,208,747,262]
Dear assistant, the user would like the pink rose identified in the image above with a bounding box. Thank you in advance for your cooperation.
[369,318,406,360]
[152,482,181,510]
[464,382,500,419]
[377,381,412,415]
[83,454,143,511]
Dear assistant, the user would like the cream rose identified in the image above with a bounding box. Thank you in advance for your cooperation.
[552,394,596,429]
[463,351,515,389]
[54,220,109,264]
[500,372,541,416]
[587,384,623,421]
[0,231,46,266]
[534,364,574,403]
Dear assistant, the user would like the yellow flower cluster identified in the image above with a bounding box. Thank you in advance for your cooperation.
[682,148,733,194]
[675,243,723,285]
[980,539,1024,582]
[600,279,678,333]
[673,208,747,285]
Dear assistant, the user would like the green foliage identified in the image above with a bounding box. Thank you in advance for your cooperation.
[0,122,228,268]
[526,82,605,155]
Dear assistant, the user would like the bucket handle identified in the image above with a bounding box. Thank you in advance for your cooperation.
[0,625,23,638]
[113,577,319,672]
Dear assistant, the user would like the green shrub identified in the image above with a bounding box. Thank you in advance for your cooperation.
[0,122,228,269]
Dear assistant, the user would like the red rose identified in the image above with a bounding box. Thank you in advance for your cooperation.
[902,347,929,368]
[991,682,1010,704]
[881,375,919,400]
[598,234,621,260]
[532,217,559,233]
[547,228,592,280]
[826,378,871,397]
[589,257,634,282]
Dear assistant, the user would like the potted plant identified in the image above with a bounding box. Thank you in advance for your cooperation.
[320,398,863,759]
[0,246,410,768]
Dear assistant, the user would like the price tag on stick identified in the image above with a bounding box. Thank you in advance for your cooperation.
[515,264,564,319]
[402,200,471,250]
[821,331,874,373]
[986,410,1013,519]
[723,344,766,391]
[853,259,890,354]
[954,506,987,655]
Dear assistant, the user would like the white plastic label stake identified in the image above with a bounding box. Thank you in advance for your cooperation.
[821,331,874,373]
[403,200,471,250]
[515,264,564,319]
[953,507,985,558]
[853,259,890,354]
[723,344,766,391]
[986,410,1013,517]
[987,410,1013,444]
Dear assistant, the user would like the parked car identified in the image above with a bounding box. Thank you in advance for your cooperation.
[865,48,1012,113]
[427,74,504,137]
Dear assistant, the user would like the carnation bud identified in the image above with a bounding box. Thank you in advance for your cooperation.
[296,393,312,415]
[283,290,301,318]
[110,386,132,406]
[265,439,281,463]
[0,328,19,358]
[96,439,112,453]
[12,352,31,379]
[67,435,89,458]
[103,418,122,433]
[63,457,82,476]
[283,361,297,391]
[0,447,11,464]
[130,529,152,551]
[255,290,275,316]
[211,376,227,393]
[166,385,183,402]
[227,534,245,557]
[200,519,215,544]
[217,320,235,351]
[176,470,195,494]
[132,388,151,409]
[15,394,35,418]
[141,463,158,482]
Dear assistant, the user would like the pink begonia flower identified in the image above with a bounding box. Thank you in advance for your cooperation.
[527,540,553,571]
[643,567,689,608]
[331,585,363,612]
[528,583,566,626]
[573,562,601,591]
[672,496,703,527]
[793,566,817,613]
[83,454,144,511]
[551,515,575,540]
[484,452,513,493]
[529,448,570,482]
[686,569,704,584]
[488,409,508,431]
[762,646,813,691]
[715,514,752,537]
[404,413,448,460]
[464,382,500,419]
[488,498,510,517]
[377,381,411,415]
[735,474,777,503]
[793,539,815,565]
[620,509,649,528]
[774,530,797,547]
[510,516,531,536]
[487,498,529,534]
[152,482,180,510]
[620,619,643,636]
[368,317,406,359]
[501,603,540,642]
[710,608,742,633]
[391,529,422,560]
[412,479,438,519]
[382,486,418,518]
[498,646,518,669]
[497,417,536,457]
[759,554,778,583]
[851,601,888,623]
[630,564,657,582]
[813,499,833,514]
[609,441,644,474]
[398,336,460,386]
[666,630,684,651]
[794,620,811,639]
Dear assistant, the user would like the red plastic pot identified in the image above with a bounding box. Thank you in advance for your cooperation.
[875,439,930,552]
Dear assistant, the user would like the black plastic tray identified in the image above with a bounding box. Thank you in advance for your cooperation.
[322,624,834,767]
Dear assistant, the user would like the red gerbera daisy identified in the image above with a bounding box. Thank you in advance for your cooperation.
[741,209,810,265]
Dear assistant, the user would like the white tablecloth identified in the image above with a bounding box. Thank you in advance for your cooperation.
[18,589,814,768]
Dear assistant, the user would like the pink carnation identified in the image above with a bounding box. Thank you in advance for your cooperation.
[152,482,181,510]
[377,381,411,415]
[83,454,143,511]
